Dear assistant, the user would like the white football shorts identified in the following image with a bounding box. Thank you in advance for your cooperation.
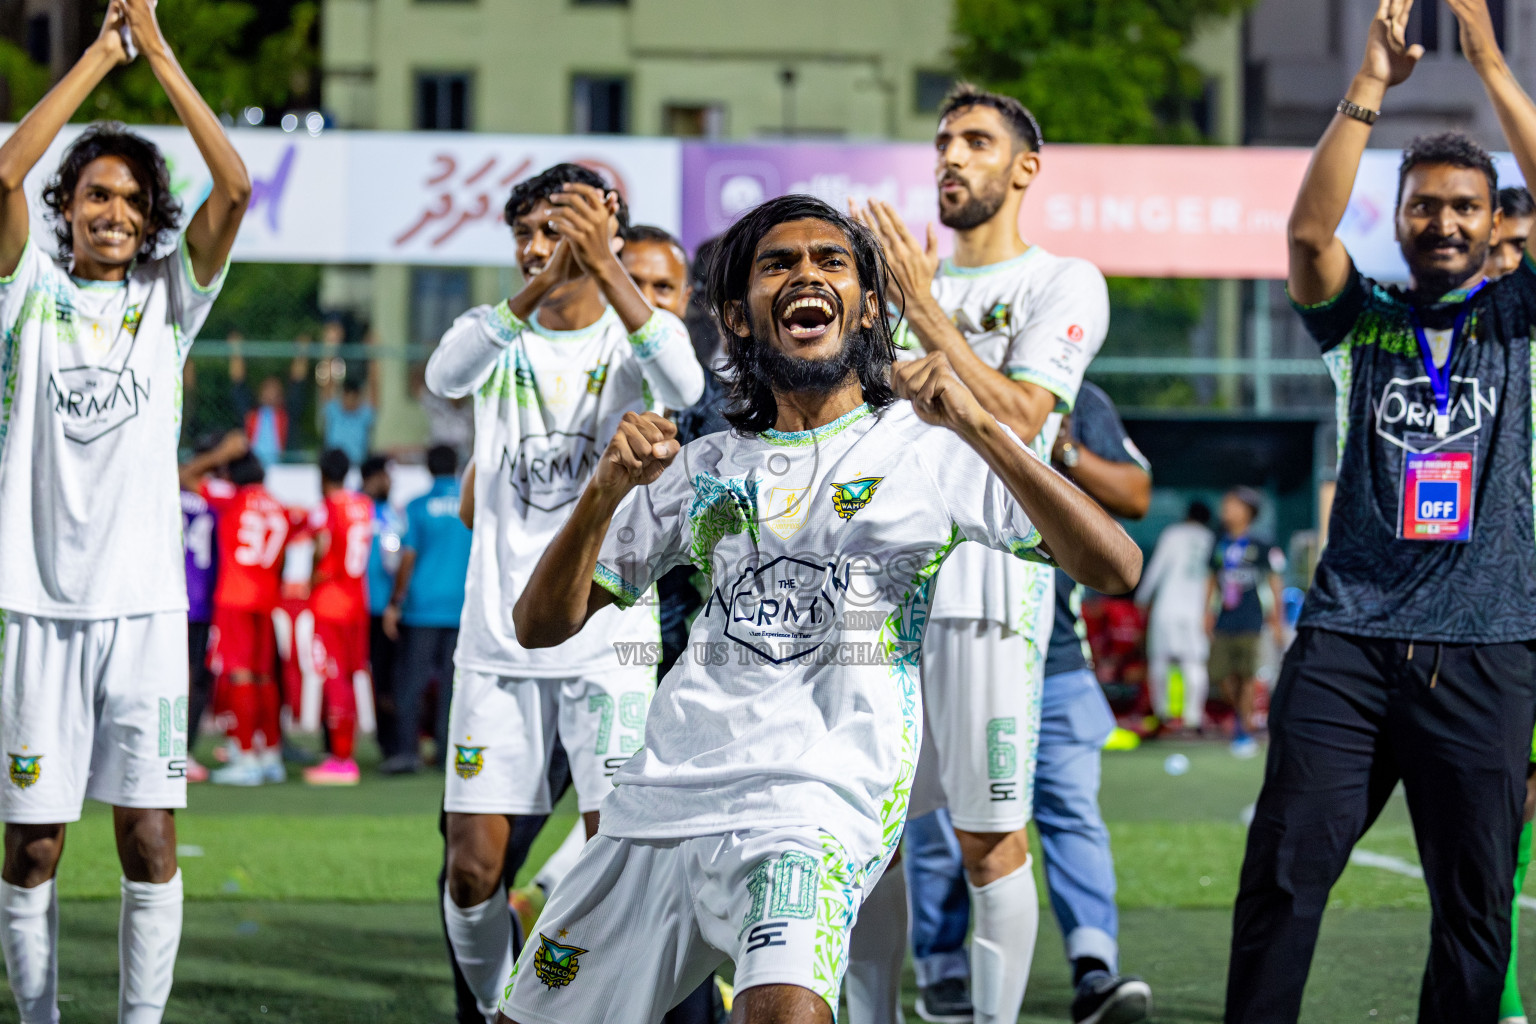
[443,665,656,815]
[0,609,189,823]
[499,825,874,1024]
[909,617,1046,833]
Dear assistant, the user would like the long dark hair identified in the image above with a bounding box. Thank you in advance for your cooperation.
[41,123,182,264]
[704,194,901,434]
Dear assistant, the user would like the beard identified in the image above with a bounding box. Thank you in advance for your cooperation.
[743,309,865,395]
[938,174,1008,230]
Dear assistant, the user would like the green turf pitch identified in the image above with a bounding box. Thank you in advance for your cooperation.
[12,740,1536,1022]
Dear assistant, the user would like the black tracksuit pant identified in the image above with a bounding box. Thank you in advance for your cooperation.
[1226,628,1536,1023]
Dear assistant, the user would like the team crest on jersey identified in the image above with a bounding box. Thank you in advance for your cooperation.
[830,477,883,521]
[122,304,143,336]
[981,302,1011,332]
[533,933,588,988]
[8,754,40,789]
[453,745,485,780]
[585,363,608,395]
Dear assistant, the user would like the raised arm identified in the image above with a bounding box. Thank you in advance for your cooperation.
[513,412,678,648]
[549,182,704,408]
[858,200,1055,442]
[1452,0,1536,257]
[1289,0,1423,304]
[0,5,130,276]
[426,241,580,398]
[177,430,247,491]
[895,353,1142,595]
[121,0,250,286]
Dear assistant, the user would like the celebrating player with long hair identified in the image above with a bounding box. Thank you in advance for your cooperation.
[496,194,1139,1024]
[0,1,249,1021]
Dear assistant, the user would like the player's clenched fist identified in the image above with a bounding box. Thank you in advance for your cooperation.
[893,352,989,436]
[594,411,680,493]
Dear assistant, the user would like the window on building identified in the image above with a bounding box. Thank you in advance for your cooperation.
[413,269,472,349]
[663,104,724,138]
[1409,0,1441,53]
[914,71,955,114]
[25,15,50,66]
[416,72,472,131]
[573,75,629,134]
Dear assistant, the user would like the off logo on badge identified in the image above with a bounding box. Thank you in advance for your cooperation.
[1400,450,1473,542]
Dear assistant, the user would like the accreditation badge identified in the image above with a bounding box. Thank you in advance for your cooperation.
[1397,434,1475,542]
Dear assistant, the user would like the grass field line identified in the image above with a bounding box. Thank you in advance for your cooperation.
[1352,848,1536,911]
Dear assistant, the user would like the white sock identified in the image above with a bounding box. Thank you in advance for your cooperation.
[119,870,183,1024]
[0,878,59,1024]
[967,856,1038,1024]
[845,866,907,1024]
[1147,657,1172,719]
[1182,659,1209,729]
[443,885,513,1022]
[532,821,586,894]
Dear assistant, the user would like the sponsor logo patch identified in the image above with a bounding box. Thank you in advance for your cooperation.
[453,745,485,780]
[830,477,882,521]
[533,932,587,988]
[8,754,40,789]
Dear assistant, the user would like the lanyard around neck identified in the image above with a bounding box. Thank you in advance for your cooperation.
[1408,279,1486,438]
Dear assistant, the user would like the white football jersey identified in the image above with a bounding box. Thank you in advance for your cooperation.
[589,402,1050,870]
[1136,521,1216,627]
[898,247,1108,629]
[0,238,225,619]
[425,302,704,676]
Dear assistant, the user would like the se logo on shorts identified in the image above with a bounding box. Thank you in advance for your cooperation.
[533,933,587,988]
[8,754,40,789]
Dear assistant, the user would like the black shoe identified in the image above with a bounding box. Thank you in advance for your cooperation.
[281,741,320,766]
[376,753,422,776]
[915,978,973,1024]
[1071,971,1152,1024]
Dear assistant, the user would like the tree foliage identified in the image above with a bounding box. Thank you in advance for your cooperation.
[4,0,317,124]
[951,0,1255,144]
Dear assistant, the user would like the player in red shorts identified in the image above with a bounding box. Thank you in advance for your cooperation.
[204,452,293,786]
[303,449,374,785]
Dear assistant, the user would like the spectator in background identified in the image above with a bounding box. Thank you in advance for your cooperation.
[380,446,473,774]
[362,455,404,761]
[1206,487,1285,759]
[1489,185,1535,278]
[318,322,379,466]
[230,330,311,467]
[1137,501,1217,733]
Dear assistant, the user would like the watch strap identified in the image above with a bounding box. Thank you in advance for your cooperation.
[1337,98,1380,125]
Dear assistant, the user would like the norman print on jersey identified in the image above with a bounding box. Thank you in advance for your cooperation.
[1373,374,1496,451]
[47,367,149,444]
[500,431,601,512]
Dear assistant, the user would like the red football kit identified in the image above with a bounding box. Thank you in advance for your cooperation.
[307,488,374,761]
[203,480,293,678]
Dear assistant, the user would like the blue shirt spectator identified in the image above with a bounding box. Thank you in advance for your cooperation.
[400,471,471,627]
[323,392,376,467]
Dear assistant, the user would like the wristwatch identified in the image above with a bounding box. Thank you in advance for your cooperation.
[1058,441,1081,470]
[1337,98,1380,125]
